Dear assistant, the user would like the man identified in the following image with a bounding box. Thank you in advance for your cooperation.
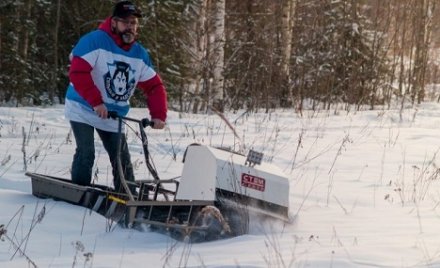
[65,1,167,193]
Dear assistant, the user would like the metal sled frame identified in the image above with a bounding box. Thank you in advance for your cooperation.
[27,171,214,233]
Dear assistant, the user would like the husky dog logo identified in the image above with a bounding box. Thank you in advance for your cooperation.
[104,61,135,101]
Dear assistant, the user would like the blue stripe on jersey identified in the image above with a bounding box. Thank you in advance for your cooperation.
[66,84,130,116]
[72,30,153,67]
[66,84,93,110]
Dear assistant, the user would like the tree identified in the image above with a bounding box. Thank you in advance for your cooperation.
[411,0,435,104]
[211,0,226,111]
[280,0,296,106]
[291,0,390,111]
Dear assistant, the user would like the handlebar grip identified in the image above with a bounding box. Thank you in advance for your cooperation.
[108,111,119,119]
[141,118,154,128]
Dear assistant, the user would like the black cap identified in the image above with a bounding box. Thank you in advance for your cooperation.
[112,1,142,18]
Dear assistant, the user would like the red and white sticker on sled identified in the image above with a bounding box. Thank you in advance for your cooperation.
[241,173,266,192]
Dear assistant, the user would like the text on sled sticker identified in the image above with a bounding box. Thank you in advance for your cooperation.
[241,173,266,192]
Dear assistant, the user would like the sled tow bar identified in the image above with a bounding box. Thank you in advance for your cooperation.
[107,111,161,201]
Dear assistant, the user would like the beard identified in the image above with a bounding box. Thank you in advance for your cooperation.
[112,25,136,44]
[120,30,135,44]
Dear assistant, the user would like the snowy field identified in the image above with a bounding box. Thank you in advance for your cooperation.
[2,104,440,267]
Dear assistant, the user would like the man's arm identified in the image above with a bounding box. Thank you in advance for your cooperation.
[137,74,167,129]
[69,56,107,118]
[69,56,102,107]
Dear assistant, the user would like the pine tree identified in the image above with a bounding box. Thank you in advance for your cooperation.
[292,0,390,110]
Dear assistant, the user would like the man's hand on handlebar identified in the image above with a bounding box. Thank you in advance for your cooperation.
[151,118,166,129]
[93,104,108,119]
[97,108,165,129]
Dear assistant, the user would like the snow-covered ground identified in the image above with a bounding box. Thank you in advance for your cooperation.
[2,104,440,267]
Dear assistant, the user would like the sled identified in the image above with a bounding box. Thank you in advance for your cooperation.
[26,112,290,242]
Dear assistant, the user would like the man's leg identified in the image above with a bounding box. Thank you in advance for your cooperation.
[70,121,95,186]
[97,129,135,193]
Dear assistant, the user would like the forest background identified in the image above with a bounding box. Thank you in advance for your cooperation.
[1,0,440,113]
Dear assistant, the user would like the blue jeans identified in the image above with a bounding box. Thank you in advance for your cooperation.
[70,121,135,192]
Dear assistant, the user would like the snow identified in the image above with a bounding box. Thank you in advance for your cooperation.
[2,104,440,267]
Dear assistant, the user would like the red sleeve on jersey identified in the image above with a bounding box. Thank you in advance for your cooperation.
[137,74,168,121]
[69,56,103,107]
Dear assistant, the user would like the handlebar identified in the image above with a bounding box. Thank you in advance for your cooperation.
[108,111,154,128]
